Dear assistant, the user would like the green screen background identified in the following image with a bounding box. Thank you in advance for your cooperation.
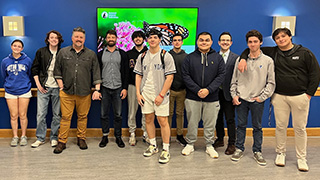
[97,8,198,52]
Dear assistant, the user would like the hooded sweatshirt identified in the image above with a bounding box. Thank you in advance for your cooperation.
[1,52,32,95]
[182,48,225,102]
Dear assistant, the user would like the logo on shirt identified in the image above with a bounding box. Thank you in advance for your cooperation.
[259,65,262,68]
[7,64,26,75]
[154,64,164,70]
[292,56,300,60]
[129,59,135,68]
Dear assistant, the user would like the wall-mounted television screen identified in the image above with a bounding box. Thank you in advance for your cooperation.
[97,8,198,53]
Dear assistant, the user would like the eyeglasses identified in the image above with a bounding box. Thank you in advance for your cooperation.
[173,39,182,42]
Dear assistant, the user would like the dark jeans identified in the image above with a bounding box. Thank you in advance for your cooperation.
[235,99,264,153]
[216,89,236,145]
[100,86,122,137]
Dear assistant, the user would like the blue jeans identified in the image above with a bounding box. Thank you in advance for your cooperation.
[235,99,264,152]
[100,86,122,137]
[36,88,61,141]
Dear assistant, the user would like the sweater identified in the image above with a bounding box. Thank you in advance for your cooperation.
[1,52,32,95]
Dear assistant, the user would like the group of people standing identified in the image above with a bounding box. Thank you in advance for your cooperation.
[1,27,319,170]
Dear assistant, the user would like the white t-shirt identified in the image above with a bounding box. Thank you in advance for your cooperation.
[45,50,58,88]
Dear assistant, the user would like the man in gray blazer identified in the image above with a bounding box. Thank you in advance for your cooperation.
[213,32,239,155]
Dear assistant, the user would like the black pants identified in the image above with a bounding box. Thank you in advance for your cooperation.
[215,89,236,145]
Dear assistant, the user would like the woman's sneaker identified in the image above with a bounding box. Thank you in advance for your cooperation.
[20,136,28,146]
[10,137,19,147]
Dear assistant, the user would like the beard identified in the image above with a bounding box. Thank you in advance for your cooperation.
[107,41,116,47]
[134,41,144,47]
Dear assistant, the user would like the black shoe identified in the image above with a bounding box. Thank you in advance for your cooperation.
[176,135,187,147]
[53,142,66,154]
[213,140,224,148]
[99,136,108,148]
[116,137,125,148]
[77,138,88,150]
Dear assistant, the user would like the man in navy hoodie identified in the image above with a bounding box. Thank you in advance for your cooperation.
[181,32,225,158]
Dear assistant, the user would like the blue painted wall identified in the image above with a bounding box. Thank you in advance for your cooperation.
[0,0,320,129]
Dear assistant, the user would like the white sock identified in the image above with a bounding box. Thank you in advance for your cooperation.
[163,143,170,151]
[130,133,135,137]
[143,132,148,137]
[150,138,157,147]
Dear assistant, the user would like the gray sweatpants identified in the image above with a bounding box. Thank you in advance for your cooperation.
[185,99,220,146]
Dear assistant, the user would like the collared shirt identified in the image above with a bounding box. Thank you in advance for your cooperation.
[219,49,230,64]
[54,46,102,96]
[101,48,121,89]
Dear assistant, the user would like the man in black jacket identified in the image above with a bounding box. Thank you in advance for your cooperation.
[97,30,129,148]
[31,30,64,148]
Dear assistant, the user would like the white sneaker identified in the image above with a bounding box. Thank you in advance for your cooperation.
[20,136,28,146]
[159,150,170,164]
[10,137,19,147]
[206,146,219,158]
[297,159,309,172]
[31,140,45,148]
[275,153,286,167]
[51,140,58,147]
[181,144,194,156]
[129,133,136,146]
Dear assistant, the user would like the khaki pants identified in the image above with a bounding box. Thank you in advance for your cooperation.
[58,91,91,143]
[127,84,146,134]
[271,93,310,159]
[169,89,186,135]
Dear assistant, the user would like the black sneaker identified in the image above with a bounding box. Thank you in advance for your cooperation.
[99,136,108,148]
[176,135,187,147]
[116,137,125,148]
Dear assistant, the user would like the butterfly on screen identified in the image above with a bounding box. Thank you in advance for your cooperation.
[143,21,189,46]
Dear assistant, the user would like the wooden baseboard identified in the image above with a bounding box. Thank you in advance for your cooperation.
[1,128,320,138]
